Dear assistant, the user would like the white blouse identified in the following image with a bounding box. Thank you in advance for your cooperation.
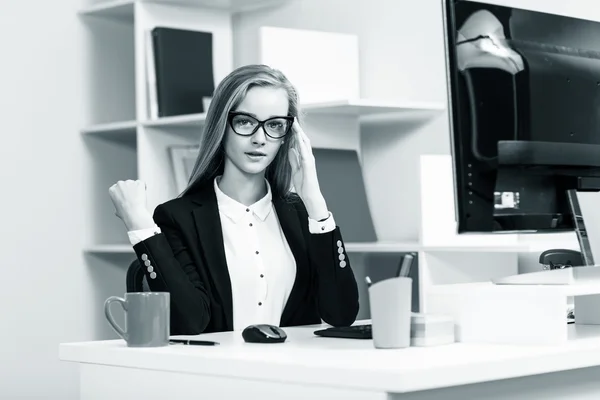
[128,177,336,331]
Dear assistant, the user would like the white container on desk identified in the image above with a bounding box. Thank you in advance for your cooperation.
[410,313,455,346]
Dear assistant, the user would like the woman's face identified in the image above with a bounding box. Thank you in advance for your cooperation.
[223,86,291,177]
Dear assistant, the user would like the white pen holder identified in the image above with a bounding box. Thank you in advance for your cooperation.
[369,277,412,349]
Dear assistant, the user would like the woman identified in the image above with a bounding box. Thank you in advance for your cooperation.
[109,64,359,335]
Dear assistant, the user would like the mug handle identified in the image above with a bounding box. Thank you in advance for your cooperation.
[104,296,128,341]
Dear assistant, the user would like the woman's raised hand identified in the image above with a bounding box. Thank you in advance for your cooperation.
[108,180,155,231]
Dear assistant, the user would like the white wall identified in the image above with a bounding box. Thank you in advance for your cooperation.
[0,0,91,398]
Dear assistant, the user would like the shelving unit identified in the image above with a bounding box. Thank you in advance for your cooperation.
[78,0,448,248]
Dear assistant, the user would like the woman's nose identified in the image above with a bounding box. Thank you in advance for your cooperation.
[252,126,267,145]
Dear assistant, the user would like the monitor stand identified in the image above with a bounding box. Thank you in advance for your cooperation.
[492,189,600,285]
[567,189,596,266]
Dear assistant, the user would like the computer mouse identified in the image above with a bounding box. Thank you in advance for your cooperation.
[241,324,287,343]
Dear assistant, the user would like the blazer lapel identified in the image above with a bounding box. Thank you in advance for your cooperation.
[190,185,233,331]
[274,197,310,322]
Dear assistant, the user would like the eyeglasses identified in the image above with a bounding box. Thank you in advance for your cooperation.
[228,112,293,139]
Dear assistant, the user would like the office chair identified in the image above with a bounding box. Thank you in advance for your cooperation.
[126,259,149,292]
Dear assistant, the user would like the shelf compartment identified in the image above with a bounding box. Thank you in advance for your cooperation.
[82,135,138,246]
[80,4,136,128]
[422,245,529,253]
[77,0,291,22]
[78,1,134,21]
[81,120,137,146]
[82,120,137,134]
[142,113,207,129]
[303,99,444,115]
[85,244,134,254]
[137,126,202,212]
[346,241,420,253]
[139,0,291,13]
[303,99,445,124]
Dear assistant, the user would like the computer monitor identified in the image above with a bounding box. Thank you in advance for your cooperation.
[442,0,600,266]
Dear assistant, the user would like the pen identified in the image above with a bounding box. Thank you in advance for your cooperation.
[397,253,415,278]
[169,339,219,346]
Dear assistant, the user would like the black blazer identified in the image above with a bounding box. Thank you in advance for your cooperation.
[132,182,360,335]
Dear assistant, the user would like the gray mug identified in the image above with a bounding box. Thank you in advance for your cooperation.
[104,292,170,347]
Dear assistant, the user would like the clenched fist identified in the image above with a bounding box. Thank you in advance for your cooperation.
[108,180,155,231]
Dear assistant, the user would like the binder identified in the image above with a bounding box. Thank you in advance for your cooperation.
[150,27,215,118]
[313,149,378,242]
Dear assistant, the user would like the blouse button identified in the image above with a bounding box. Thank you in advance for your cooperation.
[258,302,262,306]
[260,274,264,278]
[246,208,250,212]
[249,223,253,227]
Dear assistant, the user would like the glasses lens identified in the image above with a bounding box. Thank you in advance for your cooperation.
[231,114,258,135]
[264,117,290,138]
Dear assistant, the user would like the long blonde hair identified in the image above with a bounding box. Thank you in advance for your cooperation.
[179,64,301,201]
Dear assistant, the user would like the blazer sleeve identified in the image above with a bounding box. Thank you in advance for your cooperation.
[132,204,211,335]
[299,205,360,327]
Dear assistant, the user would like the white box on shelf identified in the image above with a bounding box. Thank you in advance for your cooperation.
[258,26,360,104]
[426,280,600,345]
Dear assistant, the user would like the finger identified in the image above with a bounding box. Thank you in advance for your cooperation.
[292,121,310,160]
[288,148,300,171]
[293,118,308,144]
[294,118,311,146]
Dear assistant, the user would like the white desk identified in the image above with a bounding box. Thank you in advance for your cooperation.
[60,321,600,400]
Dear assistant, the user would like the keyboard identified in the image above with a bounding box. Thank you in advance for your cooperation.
[314,324,372,339]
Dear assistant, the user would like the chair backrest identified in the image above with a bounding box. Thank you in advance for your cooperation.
[126,258,149,292]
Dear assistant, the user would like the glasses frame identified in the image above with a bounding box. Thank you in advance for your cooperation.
[227,111,294,139]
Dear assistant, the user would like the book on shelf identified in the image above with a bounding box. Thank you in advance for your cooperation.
[146,27,215,120]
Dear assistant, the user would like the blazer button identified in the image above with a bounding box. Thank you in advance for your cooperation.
[339,260,347,268]
[144,260,151,267]
[147,266,154,273]
[336,240,342,247]
[149,272,157,279]
[141,254,148,261]
[339,254,345,261]
[338,247,344,254]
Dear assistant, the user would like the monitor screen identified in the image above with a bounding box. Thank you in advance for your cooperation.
[443,0,600,234]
